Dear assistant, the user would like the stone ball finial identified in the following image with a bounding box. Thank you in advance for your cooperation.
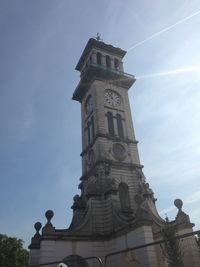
[34,222,42,232]
[45,210,54,223]
[174,199,183,211]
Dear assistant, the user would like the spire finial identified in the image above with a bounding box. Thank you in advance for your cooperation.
[34,222,42,234]
[45,209,54,224]
[95,33,102,41]
[165,214,169,222]
[174,199,183,211]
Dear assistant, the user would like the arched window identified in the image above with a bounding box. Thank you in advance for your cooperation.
[114,58,119,70]
[106,55,111,68]
[91,115,95,142]
[87,116,95,145]
[87,121,91,145]
[116,114,124,138]
[119,183,130,210]
[107,112,114,136]
[97,52,102,65]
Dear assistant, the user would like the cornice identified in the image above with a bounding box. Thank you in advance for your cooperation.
[80,133,138,157]
[76,38,126,71]
[80,160,143,181]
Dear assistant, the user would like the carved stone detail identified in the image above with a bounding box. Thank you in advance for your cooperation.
[174,199,190,224]
[136,167,146,182]
[85,162,117,197]
[94,162,110,177]
[138,181,157,203]
[71,195,86,210]
[112,143,127,161]
[28,222,42,249]
[42,210,55,235]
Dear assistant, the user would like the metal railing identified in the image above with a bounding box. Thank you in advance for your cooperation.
[104,229,200,267]
[28,230,200,267]
[82,62,135,80]
[28,256,103,267]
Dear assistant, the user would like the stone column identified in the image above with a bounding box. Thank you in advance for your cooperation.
[101,55,106,67]
[92,52,97,64]
[119,61,124,72]
[110,58,115,69]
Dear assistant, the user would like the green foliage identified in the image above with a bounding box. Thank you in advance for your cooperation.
[161,218,183,267]
[0,234,28,267]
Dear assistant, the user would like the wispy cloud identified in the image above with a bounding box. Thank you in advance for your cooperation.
[184,191,200,205]
[136,65,200,79]
[127,8,200,51]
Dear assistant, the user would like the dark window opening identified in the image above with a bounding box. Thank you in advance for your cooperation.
[91,116,95,142]
[106,55,111,68]
[119,183,130,210]
[97,52,102,65]
[87,116,95,145]
[116,114,124,138]
[114,58,119,70]
[107,112,114,136]
[87,121,90,145]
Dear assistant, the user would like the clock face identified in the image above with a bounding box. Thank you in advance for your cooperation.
[85,95,93,114]
[105,90,121,107]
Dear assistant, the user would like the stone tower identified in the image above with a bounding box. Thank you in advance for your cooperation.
[70,37,160,235]
[29,38,200,267]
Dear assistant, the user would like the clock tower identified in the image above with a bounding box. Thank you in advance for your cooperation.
[71,38,150,227]
[69,38,162,264]
[28,38,200,267]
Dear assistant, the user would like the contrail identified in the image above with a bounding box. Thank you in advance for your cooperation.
[136,65,200,79]
[127,9,200,51]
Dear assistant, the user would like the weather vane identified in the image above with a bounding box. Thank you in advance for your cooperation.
[94,32,103,41]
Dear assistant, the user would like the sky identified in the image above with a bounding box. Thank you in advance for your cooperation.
[0,0,200,248]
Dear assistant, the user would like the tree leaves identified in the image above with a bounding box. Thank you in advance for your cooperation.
[160,218,183,267]
[0,234,28,267]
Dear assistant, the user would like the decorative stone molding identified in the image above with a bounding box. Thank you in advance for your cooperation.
[138,181,157,203]
[174,199,191,224]
[112,143,127,161]
[71,195,86,210]
[42,210,55,235]
[28,222,42,249]
[85,162,117,197]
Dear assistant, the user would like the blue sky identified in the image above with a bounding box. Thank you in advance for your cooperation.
[0,0,200,248]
